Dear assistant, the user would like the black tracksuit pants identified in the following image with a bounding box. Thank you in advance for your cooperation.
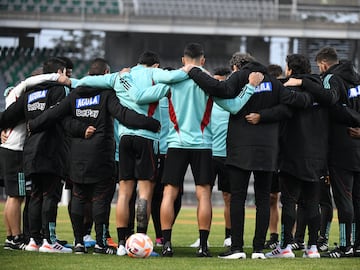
[279,172,320,248]
[228,166,272,252]
[329,166,360,248]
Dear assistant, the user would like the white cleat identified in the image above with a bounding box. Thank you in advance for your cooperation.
[265,245,295,258]
[116,244,127,256]
[39,239,72,253]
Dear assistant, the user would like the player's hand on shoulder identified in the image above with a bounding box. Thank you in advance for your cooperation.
[283,78,302,87]
[57,74,71,86]
[119,67,131,75]
[248,72,264,87]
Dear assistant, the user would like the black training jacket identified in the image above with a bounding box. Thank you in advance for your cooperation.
[28,86,160,184]
[279,74,329,182]
[324,61,360,171]
[0,82,67,178]
[188,62,313,171]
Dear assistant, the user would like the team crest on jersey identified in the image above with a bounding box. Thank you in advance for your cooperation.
[76,95,100,108]
[348,85,360,98]
[254,82,272,93]
[28,90,48,103]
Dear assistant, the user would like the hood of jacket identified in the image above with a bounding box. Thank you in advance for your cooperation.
[327,61,360,85]
[293,73,322,85]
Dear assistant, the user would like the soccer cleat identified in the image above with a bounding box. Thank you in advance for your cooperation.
[303,245,320,258]
[354,246,360,257]
[39,239,72,253]
[290,240,305,251]
[56,239,68,246]
[223,237,231,247]
[321,245,353,258]
[116,244,127,256]
[25,238,40,252]
[162,241,174,257]
[265,245,295,258]
[317,236,329,252]
[4,238,13,250]
[74,243,87,254]
[196,246,212,257]
[218,249,246,259]
[190,238,210,248]
[10,235,26,250]
[106,237,118,248]
[251,252,266,259]
[93,244,117,255]
[155,237,164,247]
[264,234,279,250]
[83,234,96,248]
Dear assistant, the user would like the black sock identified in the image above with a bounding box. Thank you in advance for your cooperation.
[270,233,279,241]
[71,213,85,245]
[199,229,209,249]
[117,227,127,246]
[225,228,231,239]
[162,229,172,243]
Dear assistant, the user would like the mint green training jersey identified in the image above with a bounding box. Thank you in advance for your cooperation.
[75,65,187,142]
[166,67,255,150]
[211,103,230,157]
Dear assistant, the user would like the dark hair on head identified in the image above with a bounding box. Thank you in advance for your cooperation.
[163,66,175,71]
[213,66,231,77]
[138,51,160,66]
[286,54,311,75]
[43,57,66,74]
[315,47,338,64]
[88,58,110,75]
[56,56,74,69]
[229,52,255,70]
[183,43,204,59]
[267,64,283,78]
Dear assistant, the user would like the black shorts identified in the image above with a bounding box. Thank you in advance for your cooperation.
[162,148,213,187]
[119,135,157,181]
[212,156,230,193]
[0,147,26,197]
[270,172,280,193]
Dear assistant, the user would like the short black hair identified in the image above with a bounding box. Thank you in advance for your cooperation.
[267,64,283,78]
[286,54,311,75]
[138,51,160,66]
[56,56,74,69]
[43,57,66,74]
[88,58,110,75]
[183,43,204,59]
[213,66,231,77]
[315,47,338,64]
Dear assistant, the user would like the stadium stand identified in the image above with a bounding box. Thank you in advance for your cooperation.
[1,0,359,22]
[133,0,276,21]
[0,0,122,15]
[0,46,88,87]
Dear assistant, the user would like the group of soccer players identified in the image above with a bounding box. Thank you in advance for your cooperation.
[1,43,360,259]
